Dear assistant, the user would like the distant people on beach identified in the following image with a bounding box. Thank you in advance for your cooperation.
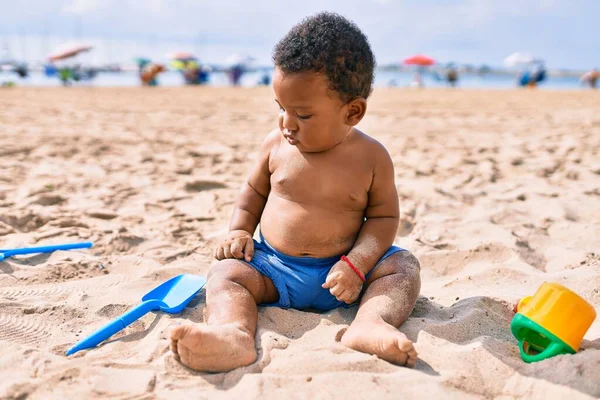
[58,67,73,86]
[140,64,166,86]
[410,71,423,88]
[45,64,97,86]
[517,63,547,88]
[0,62,27,87]
[227,64,245,86]
[446,65,459,87]
[14,63,28,79]
[136,59,162,86]
[180,60,209,85]
[258,72,271,86]
[71,64,98,83]
[580,69,599,89]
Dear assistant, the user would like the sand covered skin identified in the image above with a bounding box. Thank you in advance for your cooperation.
[0,87,599,399]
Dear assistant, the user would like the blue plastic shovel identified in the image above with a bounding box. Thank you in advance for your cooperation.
[0,241,93,262]
[66,274,206,356]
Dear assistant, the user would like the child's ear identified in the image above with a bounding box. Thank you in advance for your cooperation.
[345,98,367,126]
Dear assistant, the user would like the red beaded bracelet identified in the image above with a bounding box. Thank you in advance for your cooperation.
[341,255,366,283]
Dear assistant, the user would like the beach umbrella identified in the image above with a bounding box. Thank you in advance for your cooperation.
[170,59,200,70]
[166,51,196,61]
[134,57,152,69]
[225,53,255,68]
[504,52,543,68]
[134,57,151,65]
[48,42,93,61]
[403,54,436,66]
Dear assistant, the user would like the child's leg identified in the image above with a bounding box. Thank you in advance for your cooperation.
[341,251,421,367]
[169,259,278,372]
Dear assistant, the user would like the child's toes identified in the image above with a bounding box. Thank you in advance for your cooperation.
[401,343,418,367]
[162,322,182,339]
[406,348,418,367]
[164,322,183,359]
[394,335,417,366]
[170,339,180,360]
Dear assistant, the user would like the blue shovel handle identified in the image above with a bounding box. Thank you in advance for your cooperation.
[66,299,161,356]
[0,242,93,261]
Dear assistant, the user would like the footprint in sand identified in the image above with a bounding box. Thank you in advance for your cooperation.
[27,193,66,207]
[102,231,145,253]
[184,179,227,192]
[0,210,49,233]
[0,221,16,235]
[514,238,547,271]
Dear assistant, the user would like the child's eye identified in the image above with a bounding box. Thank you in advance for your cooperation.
[297,114,312,120]
[278,106,285,113]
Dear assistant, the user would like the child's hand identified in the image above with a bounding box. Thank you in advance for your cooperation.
[322,260,364,304]
[214,230,255,262]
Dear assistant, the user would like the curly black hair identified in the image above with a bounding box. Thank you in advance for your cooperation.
[272,12,376,103]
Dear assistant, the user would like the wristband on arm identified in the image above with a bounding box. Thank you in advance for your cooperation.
[341,255,366,283]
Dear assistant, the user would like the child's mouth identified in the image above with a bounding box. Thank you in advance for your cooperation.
[284,135,299,145]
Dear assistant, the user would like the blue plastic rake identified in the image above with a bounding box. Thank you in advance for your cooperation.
[0,241,93,262]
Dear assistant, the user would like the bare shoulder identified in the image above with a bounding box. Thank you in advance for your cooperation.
[353,130,398,217]
[350,129,394,169]
[259,129,282,171]
[262,128,282,153]
[246,129,281,197]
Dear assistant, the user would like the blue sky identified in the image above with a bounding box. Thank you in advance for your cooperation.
[2,0,598,69]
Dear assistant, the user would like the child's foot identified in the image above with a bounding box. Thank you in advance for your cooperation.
[340,317,417,367]
[168,323,257,372]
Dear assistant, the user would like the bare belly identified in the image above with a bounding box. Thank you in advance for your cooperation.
[260,195,365,257]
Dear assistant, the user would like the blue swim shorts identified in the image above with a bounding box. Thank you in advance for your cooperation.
[246,233,406,312]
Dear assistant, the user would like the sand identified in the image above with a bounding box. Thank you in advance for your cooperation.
[0,86,599,399]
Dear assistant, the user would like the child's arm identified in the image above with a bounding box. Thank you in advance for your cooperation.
[322,142,399,303]
[214,130,280,261]
[229,130,279,232]
[346,143,399,275]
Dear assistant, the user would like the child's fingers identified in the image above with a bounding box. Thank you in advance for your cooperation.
[322,271,342,289]
[329,284,344,297]
[223,245,233,259]
[243,238,254,261]
[342,295,354,304]
[344,290,360,304]
[333,289,347,301]
[215,246,225,260]
[230,240,244,259]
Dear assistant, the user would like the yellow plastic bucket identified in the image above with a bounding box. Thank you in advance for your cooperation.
[512,282,596,362]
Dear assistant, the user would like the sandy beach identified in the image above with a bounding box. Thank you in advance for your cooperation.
[0,86,599,399]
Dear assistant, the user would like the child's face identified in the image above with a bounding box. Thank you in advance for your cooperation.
[272,68,351,153]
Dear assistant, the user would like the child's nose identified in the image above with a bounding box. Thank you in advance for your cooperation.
[282,112,298,132]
